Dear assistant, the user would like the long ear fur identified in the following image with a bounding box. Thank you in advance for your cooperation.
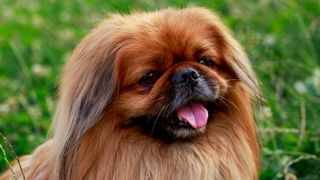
[52,15,128,179]
[190,7,261,99]
[219,28,261,100]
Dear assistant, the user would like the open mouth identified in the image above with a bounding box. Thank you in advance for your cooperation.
[176,102,209,129]
[130,101,212,140]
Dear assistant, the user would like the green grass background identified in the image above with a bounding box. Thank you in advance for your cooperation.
[0,0,319,179]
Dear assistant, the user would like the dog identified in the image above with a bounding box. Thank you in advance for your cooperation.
[1,7,260,180]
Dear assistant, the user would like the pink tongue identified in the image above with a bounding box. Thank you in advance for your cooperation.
[176,102,208,129]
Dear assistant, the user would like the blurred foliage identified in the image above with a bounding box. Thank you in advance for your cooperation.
[0,0,319,179]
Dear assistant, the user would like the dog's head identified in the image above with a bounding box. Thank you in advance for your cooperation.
[52,7,260,179]
[55,8,259,142]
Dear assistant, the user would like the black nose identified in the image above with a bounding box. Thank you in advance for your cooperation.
[173,68,200,85]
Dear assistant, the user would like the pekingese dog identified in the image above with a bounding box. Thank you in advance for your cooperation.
[1,7,260,180]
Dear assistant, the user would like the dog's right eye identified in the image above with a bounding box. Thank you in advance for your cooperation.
[139,71,161,86]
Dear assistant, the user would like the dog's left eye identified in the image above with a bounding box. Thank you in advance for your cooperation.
[199,57,214,68]
[139,71,161,86]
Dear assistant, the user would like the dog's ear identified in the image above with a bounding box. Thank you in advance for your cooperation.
[191,7,260,99]
[52,16,128,179]
[218,27,261,99]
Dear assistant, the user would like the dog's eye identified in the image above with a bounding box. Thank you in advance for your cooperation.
[139,71,161,86]
[199,57,214,68]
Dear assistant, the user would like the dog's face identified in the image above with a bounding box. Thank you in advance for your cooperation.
[112,20,231,140]
[58,8,258,145]
[105,9,247,140]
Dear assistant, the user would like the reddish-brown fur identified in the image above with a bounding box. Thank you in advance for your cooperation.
[1,7,260,180]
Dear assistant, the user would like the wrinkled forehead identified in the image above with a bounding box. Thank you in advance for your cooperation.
[118,19,223,70]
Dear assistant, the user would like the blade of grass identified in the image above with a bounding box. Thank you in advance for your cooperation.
[0,132,25,180]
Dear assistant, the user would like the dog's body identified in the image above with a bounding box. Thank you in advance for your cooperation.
[1,7,260,180]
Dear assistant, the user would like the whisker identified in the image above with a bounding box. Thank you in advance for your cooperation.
[219,96,240,112]
[225,79,239,82]
[218,97,231,113]
[150,104,168,137]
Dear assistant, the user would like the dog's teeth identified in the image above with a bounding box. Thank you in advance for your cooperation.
[178,115,187,122]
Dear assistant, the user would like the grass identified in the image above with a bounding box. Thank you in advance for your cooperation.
[0,0,319,179]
